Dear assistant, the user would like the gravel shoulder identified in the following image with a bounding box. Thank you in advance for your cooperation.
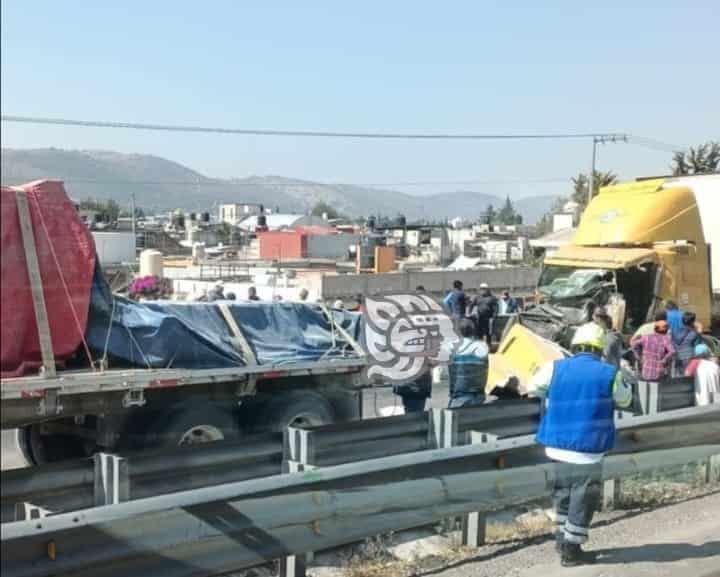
[428,491,720,577]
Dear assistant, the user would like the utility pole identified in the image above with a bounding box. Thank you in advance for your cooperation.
[588,137,598,205]
[130,192,136,238]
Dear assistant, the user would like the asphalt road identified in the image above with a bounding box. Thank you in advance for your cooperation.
[430,492,720,577]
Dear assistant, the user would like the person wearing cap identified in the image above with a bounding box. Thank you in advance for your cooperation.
[207,280,225,302]
[471,283,498,345]
[630,320,675,381]
[531,322,632,566]
[685,343,720,406]
[333,299,345,310]
[592,307,623,368]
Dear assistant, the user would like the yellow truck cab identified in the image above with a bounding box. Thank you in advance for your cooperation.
[488,174,719,394]
[540,174,719,333]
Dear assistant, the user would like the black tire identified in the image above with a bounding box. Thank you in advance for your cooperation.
[144,403,240,448]
[261,391,335,432]
[20,425,90,465]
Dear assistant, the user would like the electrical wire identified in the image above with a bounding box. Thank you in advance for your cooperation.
[1,114,627,141]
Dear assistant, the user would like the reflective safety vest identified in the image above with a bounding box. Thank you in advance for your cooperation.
[536,353,617,454]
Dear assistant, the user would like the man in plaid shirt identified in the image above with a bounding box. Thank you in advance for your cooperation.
[630,320,675,381]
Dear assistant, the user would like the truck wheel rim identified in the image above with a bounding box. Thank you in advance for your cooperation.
[178,425,224,445]
[289,413,325,428]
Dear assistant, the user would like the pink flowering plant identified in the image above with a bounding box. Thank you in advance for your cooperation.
[128,275,173,300]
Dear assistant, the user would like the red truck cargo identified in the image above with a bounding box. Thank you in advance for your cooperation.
[1,180,96,377]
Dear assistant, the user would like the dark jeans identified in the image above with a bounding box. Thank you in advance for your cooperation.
[400,395,427,413]
[448,393,485,408]
[475,317,492,344]
[552,460,602,544]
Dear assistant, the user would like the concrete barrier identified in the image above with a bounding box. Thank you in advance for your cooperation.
[321,267,540,299]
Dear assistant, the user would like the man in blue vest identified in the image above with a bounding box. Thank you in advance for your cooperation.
[448,319,489,408]
[533,323,632,566]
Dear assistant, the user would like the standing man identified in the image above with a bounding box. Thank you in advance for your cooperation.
[448,319,489,408]
[665,300,683,336]
[630,320,675,382]
[593,306,623,368]
[393,368,432,413]
[533,323,632,566]
[472,283,498,345]
[298,288,309,301]
[443,280,467,325]
[498,290,519,315]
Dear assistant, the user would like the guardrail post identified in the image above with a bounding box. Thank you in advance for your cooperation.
[637,380,659,415]
[429,408,444,449]
[281,427,314,577]
[458,430,499,547]
[93,452,129,506]
[704,454,720,484]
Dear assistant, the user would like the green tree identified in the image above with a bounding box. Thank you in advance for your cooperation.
[498,195,519,225]
[79,198,121,222]
[311,201,342,220]
[571,170,618,207]
[484,203,497,225]
[671,141,720,175]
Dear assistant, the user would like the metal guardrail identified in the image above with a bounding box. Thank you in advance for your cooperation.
[2,435,718,577]
[0,378,706,524]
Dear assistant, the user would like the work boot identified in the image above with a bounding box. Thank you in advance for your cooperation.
[560,542,597,567]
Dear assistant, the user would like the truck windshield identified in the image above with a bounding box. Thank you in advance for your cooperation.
[537,266,613,302]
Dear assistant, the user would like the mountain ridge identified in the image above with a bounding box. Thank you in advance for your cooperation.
[1,148,559,223]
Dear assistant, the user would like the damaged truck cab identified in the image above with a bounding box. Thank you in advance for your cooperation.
[489,174,719,393]
[541,175,718,333]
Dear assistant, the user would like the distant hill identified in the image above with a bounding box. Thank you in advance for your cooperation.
[1,148,559,223]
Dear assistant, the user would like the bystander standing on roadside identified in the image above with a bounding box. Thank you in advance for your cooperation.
[532,323,632,566]
[593,306,623,368]
[665,300,683,336]
[630,320,675,381]
[393,368,432,413]
[448,319,489,408]
[471,283,498,345]
[247,286,260,301]
[672,311,702,375]
[685,343,720,405]
[443,280,467,325]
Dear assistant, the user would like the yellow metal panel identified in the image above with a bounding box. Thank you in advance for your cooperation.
[544,245,657,269]
[487,323,565,393]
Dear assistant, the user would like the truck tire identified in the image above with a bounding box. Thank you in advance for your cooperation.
[145,404,240,448]
[20,425,90,465]
[262,391,335,431]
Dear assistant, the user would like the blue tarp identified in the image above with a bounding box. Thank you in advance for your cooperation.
[86,271,363,369]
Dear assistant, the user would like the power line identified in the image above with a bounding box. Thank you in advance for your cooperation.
[627,135,687,153]
[1,114,627,141]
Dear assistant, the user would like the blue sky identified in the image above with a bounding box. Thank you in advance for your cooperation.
[2,0,718,198]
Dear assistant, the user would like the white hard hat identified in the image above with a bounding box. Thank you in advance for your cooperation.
[571,323,605,350]
[333,299,345,309]
[479,282,489,289]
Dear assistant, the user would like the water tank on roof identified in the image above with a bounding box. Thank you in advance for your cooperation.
[172,213,185,229]
[367,216,376,231]
[189,212,197,221]
[396,215,407,227]
[201,212,210,222]
[257,214,268,230]
[139,249,163,277]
